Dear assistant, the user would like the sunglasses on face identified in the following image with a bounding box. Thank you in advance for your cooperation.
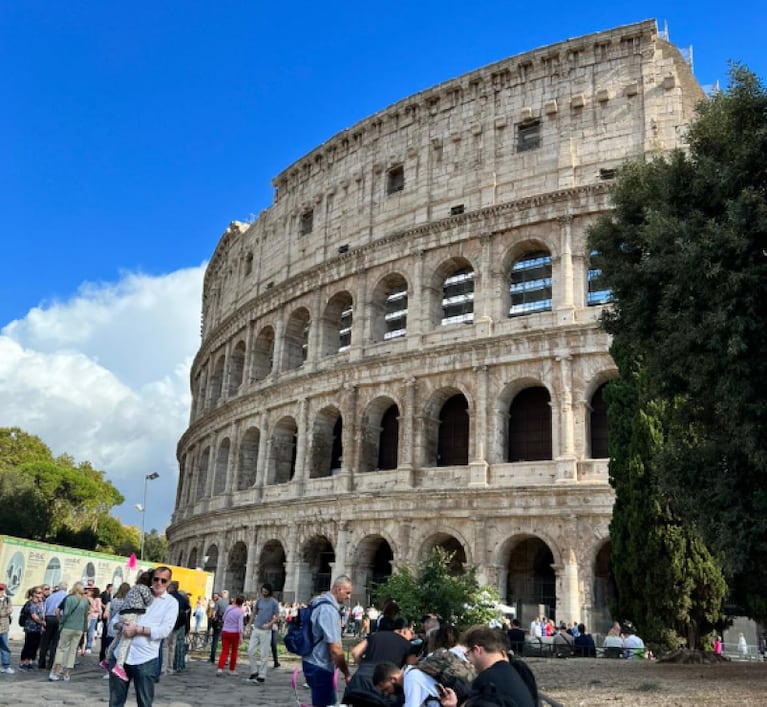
[152,577,169,584]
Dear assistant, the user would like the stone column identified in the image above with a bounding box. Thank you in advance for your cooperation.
[408,250,425,349]
[306,288,322,370]
[350,270,367,362]
[474,232,495,336]
[561,548,581,624]
[254,411,269,498]
[400,378,417,487]
[243,528,259,595]
[555,215,575,323]
[555,353,577,481]
[334,522,350,577]
[469,365,489,486]
[224,421,239,496]
[293,398,310,496]
[271,316,284,380]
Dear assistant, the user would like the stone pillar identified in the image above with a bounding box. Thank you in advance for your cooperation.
[243,528,259,595]
[350,271,367,362]
[271,316,284,380]
[555,215,575,323]
[340,386,358,492]
[400,378,417,487]
[474,232,495,336]
[555,354,577,481]
[293,398,310,496]
[254,411,269,498]
[306,288,322,370]
[561,548,581,624]
[408,250,426,349]
[283,524,299,603]
[469,365,489,486]
[224,421,239,495]
[334,522,350,577]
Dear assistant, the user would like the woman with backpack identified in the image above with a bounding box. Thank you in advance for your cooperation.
[18,586,46,670]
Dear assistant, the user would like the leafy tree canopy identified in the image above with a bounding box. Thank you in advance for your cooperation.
[588,66,767,620]
[373,547,500,631]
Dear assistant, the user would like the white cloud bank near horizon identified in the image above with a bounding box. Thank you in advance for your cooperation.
[0,266,206,533]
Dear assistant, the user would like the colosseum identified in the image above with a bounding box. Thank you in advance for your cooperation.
[168,19,704,628]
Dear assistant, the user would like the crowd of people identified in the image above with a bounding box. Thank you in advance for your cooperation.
[0,569,690,707]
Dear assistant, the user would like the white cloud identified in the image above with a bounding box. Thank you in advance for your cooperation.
[0,266,205,532]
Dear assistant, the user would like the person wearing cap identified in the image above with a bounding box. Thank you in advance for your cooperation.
[0,582,14,674]
[621,622,646,659]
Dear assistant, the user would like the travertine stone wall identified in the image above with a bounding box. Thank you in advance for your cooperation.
[169,20,703,627]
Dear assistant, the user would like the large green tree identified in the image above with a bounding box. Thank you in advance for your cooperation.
[373,547,500,630]
[588,66,767,621]
[0,427,126,546]
[605,344,727,649]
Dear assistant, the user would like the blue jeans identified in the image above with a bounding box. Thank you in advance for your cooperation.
[0,631,11,668]
[303,660,336,707]
[86,617,98,650]
[109,656,158,707]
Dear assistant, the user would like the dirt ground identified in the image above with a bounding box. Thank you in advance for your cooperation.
[529,657,767,706]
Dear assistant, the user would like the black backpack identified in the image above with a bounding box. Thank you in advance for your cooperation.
[18,601,31,627]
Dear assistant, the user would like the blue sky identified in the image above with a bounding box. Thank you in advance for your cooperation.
[1,1,765,533]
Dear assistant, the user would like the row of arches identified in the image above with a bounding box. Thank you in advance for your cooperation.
[176,531,614,624]
[181,382,609,505]
[196,249,609,414]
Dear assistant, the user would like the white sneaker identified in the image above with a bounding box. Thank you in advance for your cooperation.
[48,672,60,681]
[2,666,15,674]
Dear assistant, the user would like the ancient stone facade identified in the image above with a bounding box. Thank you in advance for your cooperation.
[168,20,703,628]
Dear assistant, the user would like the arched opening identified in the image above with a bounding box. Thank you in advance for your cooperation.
[203,545,218,574]
[378,405,399,470]
[593,542,616,632]
[284,308,310,370]
[237,427,260,489]
[322,291,354,355]
[188,547,198,570]
[421,534,467,576]
[225,541,247,596]
[301,536,335,598]
[196,447,210,500]
[310,407,343,478]
[228,340,246,395]
[209,355,226,404]
[509,250,552,316]
[353,535,394,605]
[505,537,556,623]
[258,541,287,597]
[438,394,469,466]
[370,273,408,342]
[268,417,297,484]
[213,438,230,495]
[590,383,609,458]
[508,387,552,461]
[252,326,275,380]
[441,267,475,325]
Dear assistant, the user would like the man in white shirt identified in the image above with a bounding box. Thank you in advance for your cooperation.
[373,662,441,707]
[108,566,179,707]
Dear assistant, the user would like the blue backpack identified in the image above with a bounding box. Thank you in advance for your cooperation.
[284,598,333,656]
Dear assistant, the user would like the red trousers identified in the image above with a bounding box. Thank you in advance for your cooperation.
[217,631,241,671]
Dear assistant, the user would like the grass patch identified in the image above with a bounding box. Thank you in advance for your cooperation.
[634,682,661,692]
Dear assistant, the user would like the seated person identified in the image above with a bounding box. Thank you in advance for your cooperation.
[344,618,417,705]
[602,627,625,658]
[507,619,526,656]
[573,623,597,657]
[552,622,574,657]
[373,661,440,707]
[621,621,646,659]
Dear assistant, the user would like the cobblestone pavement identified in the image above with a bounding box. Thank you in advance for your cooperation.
[0,651,313,706]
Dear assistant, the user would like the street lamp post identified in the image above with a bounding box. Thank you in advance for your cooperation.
[136,472,159,560]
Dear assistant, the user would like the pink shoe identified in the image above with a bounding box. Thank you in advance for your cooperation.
[100,660,110,672]
[111,664,129,682]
